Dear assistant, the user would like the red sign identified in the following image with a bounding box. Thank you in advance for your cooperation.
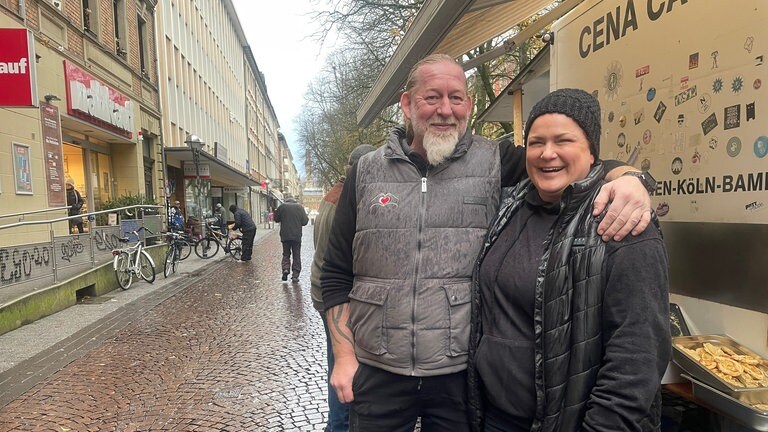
[64,60,134,138]
[0,28,37,107]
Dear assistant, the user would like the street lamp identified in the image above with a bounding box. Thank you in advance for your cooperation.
[184,133,206,240]
[265,178,271,228]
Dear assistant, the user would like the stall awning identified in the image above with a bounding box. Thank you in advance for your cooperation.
[163,147,259,188]
[356,0,585,127]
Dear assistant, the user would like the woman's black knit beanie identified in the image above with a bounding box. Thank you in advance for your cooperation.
[523,88,601,157]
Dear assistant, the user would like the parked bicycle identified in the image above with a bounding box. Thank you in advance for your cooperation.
[112,227,156,289]
[194,221,243,260]
[169,227,194,261]
[163,231,187,278]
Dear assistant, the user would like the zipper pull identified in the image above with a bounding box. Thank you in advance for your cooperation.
[421,177,427,193]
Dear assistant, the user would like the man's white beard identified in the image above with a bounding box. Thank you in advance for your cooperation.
[423,129,459,166]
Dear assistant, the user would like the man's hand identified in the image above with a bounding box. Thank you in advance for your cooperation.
[326,303,358,403]
[331,353,359,403]
[593,175,651,241]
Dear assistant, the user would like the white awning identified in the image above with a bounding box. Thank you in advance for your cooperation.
[356,0,585,127]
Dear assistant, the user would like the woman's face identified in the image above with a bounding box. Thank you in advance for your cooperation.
[525,113,594,203]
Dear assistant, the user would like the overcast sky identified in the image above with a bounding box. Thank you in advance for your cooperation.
[230,0,333,176]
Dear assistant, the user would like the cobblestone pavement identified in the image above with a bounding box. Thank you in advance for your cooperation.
[0,226,332,431]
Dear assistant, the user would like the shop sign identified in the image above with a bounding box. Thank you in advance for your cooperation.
[183,162,210,178]
[12,142,33,194]
[64,60,134,138]
[40,103,66,206]
[215,142,228,163]
[0,28,37,107]
[223,187,248,194]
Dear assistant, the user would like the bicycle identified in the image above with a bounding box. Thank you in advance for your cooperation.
[194,222,243,260]
[112,227,157,289]
[163,231,187,278]
[168,227,193,261]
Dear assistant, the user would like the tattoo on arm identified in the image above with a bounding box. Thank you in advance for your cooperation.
[330,304,354,346]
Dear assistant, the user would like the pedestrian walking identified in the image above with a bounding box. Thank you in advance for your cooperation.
[321,54,656,432]
[311,144,376,432]
[228,204,256,262]
[267,210,275,229]
[214,203,227,234]
[274,195,308,282]
[65,179,84,233]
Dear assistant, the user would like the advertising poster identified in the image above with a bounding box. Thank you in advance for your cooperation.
[0,28,38,107]
[13,142,33,194]
[41,103,66,206]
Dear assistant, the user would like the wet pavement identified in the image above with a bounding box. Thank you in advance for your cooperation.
[0,226,332,431]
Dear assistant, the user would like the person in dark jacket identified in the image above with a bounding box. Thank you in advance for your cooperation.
[321,54,657,432]
[275,195,309,282]
[467,88,670,432]
[228,204,256,262]
[66,179,84,233]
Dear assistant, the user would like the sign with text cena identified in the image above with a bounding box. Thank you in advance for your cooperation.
[0,28,37,107]
[64,60,134,138]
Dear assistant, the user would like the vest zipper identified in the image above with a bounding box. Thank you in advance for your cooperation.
[410,175,428,375]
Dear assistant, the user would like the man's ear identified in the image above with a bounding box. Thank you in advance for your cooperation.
[401,92,412,121]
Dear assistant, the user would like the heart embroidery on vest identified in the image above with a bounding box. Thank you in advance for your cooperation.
[371,193,399,208]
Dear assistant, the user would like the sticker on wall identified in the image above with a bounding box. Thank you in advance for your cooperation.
[643,129,652,145]
[646,87,656,102]
[619,115,627,128]
[711,50,719,69]
[697,94,712,114]
[756,55,764,66]
[675,86,697,106]
[635,65,650,78]
[634,109,645,125]
[755,79,762,90]
[754,136,768,158]
[604,61,623,100]
[731,76,744,94]
[689,53,699,69]
[690,200,699,214]
[724,105,741,130]
[708,136,719,150]
[691,149,702,164]
[654,102,667,123]
[671,157,683,175]
[745,201,764,212]
[727,137,742,158]
[656,202,670,217]
[701,112,718,136]
[680,76,690,90]
[712,78,724,94]
[617,133,627,148]
[641,158,651,171]
[608,111,615,123]
[677,114,686,128]
[747,102,756,121]
[744,36,755,53]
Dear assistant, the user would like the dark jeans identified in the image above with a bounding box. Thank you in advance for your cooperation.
[281,240,301,278]
[241,229,256,261]
[349,364,470,432]
[321,313,349,431]
[69,217,83,233]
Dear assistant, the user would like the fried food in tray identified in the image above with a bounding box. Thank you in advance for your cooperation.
[673,336,768,392]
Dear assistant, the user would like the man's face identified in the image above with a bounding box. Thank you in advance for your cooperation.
[401,61,472,165]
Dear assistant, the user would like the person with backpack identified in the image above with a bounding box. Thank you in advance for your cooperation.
[66,179,84,233]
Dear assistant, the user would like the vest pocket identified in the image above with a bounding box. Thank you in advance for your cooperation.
[463,196,491,227]
[442,281,471,356]
[348,282,389,356]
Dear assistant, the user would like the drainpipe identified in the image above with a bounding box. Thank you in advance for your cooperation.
[19,0,26,24]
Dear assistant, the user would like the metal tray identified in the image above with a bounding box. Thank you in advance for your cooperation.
[682,374,768,431]
[672,335,768,394]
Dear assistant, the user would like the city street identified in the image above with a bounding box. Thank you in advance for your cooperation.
[0,226,331,431]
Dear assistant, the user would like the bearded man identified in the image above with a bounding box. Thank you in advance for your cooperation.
[321,54,657,432]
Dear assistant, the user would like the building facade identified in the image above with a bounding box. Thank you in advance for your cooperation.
[0,0,162,245]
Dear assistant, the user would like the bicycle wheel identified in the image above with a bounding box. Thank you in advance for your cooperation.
[163,246,177,278]
[114,252,133,289]
[194,237,220,259]
[139,250,156,283]
[227,238,243,260]
[177,239,192,260]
